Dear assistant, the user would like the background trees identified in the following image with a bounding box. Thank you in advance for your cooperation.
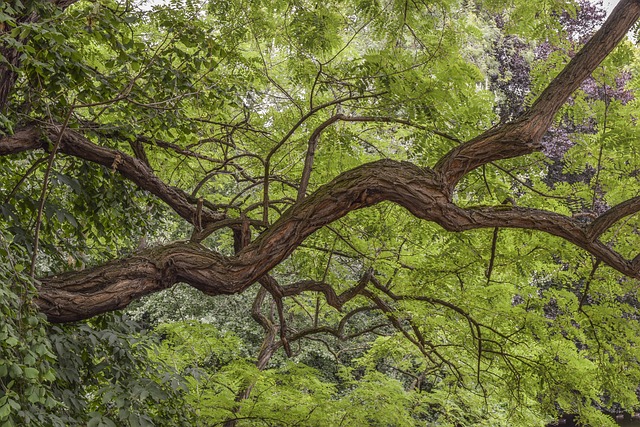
[2,0,640,425]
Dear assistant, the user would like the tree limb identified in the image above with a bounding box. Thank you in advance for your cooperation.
[0,126,226,226]
[32,157,640,322]
[434,0,640,194]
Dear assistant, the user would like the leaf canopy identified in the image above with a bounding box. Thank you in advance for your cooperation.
[2,0,640,426]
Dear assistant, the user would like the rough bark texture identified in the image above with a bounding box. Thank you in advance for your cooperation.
[2,0,640,322]
[434,0,640,192]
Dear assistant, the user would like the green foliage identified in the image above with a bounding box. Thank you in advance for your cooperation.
[0,153,171,274]
[151,320,431,426]
[0,230,192,426]
[2,0,640,426]
[47,314,193,426]
[0,234,59,427]
[0,239,193,426]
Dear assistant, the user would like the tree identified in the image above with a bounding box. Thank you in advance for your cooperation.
[2,0,640,425]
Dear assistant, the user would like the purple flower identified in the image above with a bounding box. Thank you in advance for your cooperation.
[541,127,575,160]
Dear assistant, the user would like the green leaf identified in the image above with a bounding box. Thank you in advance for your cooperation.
[23,367,38,379]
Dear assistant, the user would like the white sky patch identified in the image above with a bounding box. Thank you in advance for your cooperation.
[604,0,620,15]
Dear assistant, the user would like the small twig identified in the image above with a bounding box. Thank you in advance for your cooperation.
[30,102,74,278]
[482,165,493,199]
[578,259,601,311]
[485,227,499,284]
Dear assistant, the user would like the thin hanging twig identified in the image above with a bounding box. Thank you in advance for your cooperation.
[30,102,75,278]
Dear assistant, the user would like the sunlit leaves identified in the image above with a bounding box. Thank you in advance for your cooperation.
[2,0,640,426]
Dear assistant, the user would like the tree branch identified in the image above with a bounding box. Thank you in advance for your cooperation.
[587,196,640,240]
[0,126,226,226]
[434,0,640,194]
[33,157,640,322]
[280,269,373,310]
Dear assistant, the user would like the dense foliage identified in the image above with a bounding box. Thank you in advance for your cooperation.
[2,0,640,426]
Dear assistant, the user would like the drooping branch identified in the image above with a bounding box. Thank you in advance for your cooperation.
[222,272,385,427]
[485,227,499,283]
[252,275,384,365]
[0,126,226,226]
[250,287,279,370]
[360,288,454,374]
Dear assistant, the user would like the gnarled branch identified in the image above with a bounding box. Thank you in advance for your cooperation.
[31,155,640,322]
[0,0,638,323]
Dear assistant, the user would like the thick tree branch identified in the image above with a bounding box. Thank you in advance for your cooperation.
[526,0,640,125]
[34,157,640,322]
[0,126,45,154]
[434,0,640,194]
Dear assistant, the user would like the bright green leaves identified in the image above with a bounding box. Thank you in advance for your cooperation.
[477,0,575,39]
[155,321,245,371]
[149,319,439,426]
[321,218,640,426]
[289,3,343,54]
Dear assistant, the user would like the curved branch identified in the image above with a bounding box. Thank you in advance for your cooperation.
[280,269,373,310]
[35,158,640,322]
[262,92,384,222]
[0,126,226,226]
[297,113,443,201]
[588,196,640,240]
[434,0,640,193]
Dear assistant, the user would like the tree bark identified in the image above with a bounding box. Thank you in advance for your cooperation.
[33,159,640,322]
[0,0,638,322]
